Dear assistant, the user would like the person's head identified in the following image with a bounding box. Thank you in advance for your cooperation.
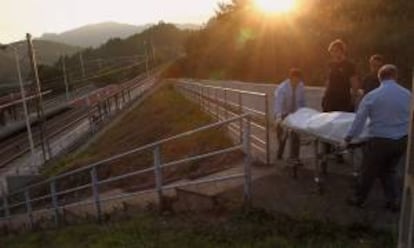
[378,64,398,82]
[369,54,385,74]
[328,39,347,62]
[289,68,303,85]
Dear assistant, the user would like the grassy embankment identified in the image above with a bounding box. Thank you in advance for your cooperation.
[1,208,395,248]
[41,82,240,191]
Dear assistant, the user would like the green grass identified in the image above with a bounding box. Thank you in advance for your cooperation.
[1,208,395,248]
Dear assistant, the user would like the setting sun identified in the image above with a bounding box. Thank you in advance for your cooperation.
[254,0,297,14]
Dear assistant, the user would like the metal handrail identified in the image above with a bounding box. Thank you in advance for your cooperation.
[6,114,249,197]
[198,89,266,116]
[0,114,251,226]
[192,82,266,97]
[161,145,242,169]
[176,80,270,164]
[181,80,267,96]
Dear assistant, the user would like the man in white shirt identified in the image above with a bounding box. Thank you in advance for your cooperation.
[274,68,306,165]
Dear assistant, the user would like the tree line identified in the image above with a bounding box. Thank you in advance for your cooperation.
[169,0,414,87]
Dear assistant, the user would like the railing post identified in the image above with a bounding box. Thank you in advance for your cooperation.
[200,86,204,111]
[243,116,252,208]
[265,94,270,165]
[224,89,228,120]
[238,92,243,142]
[153,146,163,211]
[50,179,60,226]
[215,88,219,120]
[192,85,197,101]
[24,190,34,229]
[206,87,210,113]
[90,166,102,222]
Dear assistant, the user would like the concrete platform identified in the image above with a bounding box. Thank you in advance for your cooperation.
[220,163,400,230]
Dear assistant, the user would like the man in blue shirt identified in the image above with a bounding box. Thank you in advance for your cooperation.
[274,68,306,164]
[345,64,411,211]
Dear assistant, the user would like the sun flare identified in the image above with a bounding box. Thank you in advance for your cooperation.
[254,0,297,14]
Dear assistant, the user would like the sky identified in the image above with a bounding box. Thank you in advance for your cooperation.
[1,0,229,44]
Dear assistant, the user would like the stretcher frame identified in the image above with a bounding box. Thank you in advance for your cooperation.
[280,123,366,194]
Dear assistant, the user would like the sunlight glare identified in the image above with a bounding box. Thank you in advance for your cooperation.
[254,0,297,14]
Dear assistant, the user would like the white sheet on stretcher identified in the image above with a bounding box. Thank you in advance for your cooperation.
[283,108,369,144]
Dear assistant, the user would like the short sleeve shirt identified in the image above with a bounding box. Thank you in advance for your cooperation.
[323,60,356,112]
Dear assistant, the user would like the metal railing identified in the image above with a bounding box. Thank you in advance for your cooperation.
[175,80,271,164]
[0,114,252,229]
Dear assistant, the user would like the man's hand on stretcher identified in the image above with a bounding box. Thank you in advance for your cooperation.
[274,113,288,123]
[339,135,353,150]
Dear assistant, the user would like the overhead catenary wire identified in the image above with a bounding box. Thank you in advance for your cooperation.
[40,62,148,96]
[36,54,146,82]
[63,54,145,72]
[40,57,147,86]
[70,60,147,84]
[3,63,150,109]
[38,61,145,87]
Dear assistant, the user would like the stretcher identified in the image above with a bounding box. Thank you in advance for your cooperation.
[280,108,369,193]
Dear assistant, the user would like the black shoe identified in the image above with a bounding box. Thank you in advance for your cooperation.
[385,202,400,213]
[346,197,365,208]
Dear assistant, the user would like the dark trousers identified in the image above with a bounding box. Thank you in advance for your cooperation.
[276,123,300,160]
[356,137,407,203]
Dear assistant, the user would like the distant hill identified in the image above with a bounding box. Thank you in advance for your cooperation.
[35,22,191,94]
[39,21,200,48]
[0,40,81,84]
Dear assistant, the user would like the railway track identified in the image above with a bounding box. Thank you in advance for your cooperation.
[0,107,88,168]
[0,70,163,170]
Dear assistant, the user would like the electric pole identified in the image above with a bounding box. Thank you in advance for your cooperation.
[62,56,70,101]
[27,33,51,162]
